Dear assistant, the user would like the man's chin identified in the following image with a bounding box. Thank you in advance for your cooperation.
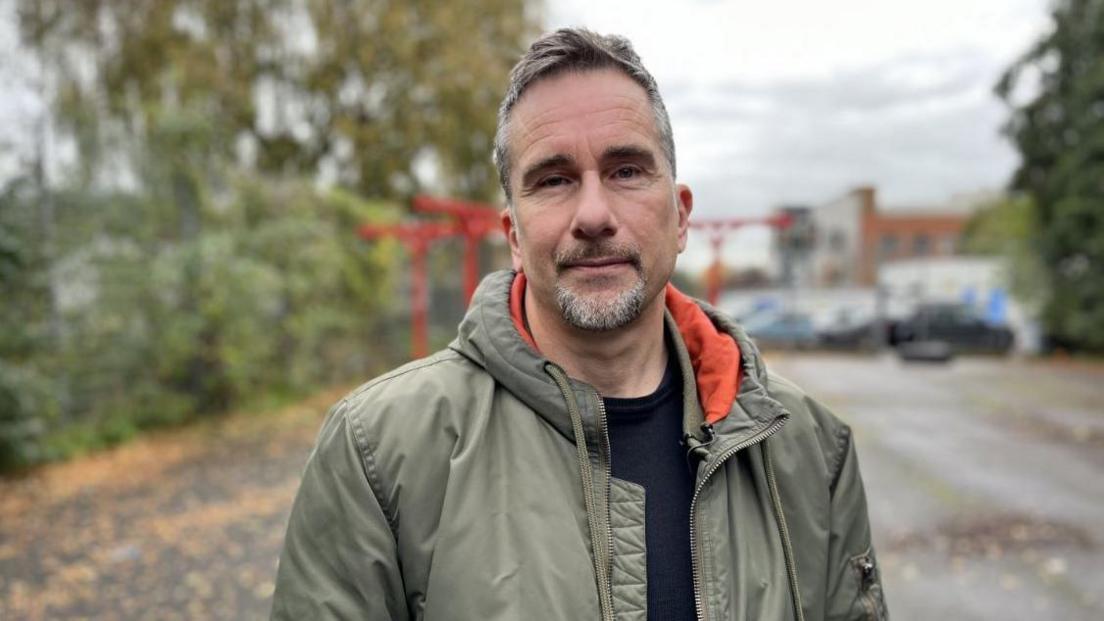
[555,285,646,332]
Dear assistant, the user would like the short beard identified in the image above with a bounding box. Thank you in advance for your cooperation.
[554,242,646,332]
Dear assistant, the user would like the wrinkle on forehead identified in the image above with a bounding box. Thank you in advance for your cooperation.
[508,70,663,176]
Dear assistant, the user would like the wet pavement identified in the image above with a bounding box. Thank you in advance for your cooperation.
[767,352,1104,620]
[1,355,1102,620]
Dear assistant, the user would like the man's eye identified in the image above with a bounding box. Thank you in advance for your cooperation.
[613,166,639,179]
[540,176,569,187]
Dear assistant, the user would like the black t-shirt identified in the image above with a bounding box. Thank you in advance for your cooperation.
[603,352,696,621]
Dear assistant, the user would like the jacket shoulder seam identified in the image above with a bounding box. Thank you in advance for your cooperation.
[345,350,467,402]
[829,423,852,494]
[342,398,400,536]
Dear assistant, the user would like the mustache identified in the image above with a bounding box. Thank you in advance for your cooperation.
[554,242,643,273]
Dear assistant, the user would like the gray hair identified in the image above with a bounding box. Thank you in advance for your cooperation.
[493,28,677,206]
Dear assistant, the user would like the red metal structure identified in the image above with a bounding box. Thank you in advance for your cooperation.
[411,196,501,304]
[362,194,790,358]
[359,195,500,359]
[690,214,793,306]
[359,221,460,359]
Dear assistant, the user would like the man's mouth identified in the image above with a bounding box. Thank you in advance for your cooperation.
[564,257,632,269]
[555,243,643,275]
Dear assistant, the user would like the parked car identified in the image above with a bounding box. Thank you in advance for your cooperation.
[888,303,1014,355]
[741,310,818,349]
[816,307,885,351]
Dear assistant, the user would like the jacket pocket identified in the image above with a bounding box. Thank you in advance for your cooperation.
[849,549,888,620]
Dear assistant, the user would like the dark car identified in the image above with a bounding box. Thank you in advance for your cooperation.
[817,308,886,351]
[888,303,1014,355]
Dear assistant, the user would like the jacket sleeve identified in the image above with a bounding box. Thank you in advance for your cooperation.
[271,400,410,620]
[824,425,889,620]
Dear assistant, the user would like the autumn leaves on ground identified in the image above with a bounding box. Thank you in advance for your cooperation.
[0,386,352,621]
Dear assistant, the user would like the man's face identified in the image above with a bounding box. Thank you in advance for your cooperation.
[504,69,692,332]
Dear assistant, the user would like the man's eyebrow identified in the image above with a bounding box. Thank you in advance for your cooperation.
[601,145,657,168]
[520,153,575,187]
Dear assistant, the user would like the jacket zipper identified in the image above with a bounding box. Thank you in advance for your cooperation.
[689,417,787,621]
[545,365,615,621]
[851,554,882,620]
[594,394,616,621]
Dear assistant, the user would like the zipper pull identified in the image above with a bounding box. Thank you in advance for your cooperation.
[699,423,716,445]
[857,556,877,588]
[684,423,716,468]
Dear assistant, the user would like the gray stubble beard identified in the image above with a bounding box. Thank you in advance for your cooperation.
[555,272,647,332]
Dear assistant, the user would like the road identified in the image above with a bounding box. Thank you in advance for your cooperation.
[768,352,1104,620]
[1,355,1101,619]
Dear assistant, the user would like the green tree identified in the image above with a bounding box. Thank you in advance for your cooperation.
[996,0,1104,351]
[960,194,1051,319]
[16,0,535,202]
[0,178,60,468]
[3,0,536,468]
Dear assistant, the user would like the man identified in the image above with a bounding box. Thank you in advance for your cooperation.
[272,28,887,621]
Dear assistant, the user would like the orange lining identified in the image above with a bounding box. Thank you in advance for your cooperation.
[663,285,742,425]
[508,273,741,425]
[510,273,540,351]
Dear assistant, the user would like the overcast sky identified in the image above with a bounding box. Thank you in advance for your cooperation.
[1,0,1052,270]
[544,0,1051,270]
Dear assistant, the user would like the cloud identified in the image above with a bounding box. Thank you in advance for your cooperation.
[666,50,1019,221]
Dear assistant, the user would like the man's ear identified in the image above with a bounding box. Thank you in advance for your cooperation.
[501,207,525,272]
[675,184,693,252]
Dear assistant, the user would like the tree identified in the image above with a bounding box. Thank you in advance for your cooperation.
[2,0,538,468]
[15,0,535,202]
[0,178,59,468]
[960,194,1051,331]
[996,0,1104,351]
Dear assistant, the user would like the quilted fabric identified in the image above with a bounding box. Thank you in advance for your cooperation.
[609,478,648,621]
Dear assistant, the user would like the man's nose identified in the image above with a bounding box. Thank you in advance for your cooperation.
[571,173,618,239]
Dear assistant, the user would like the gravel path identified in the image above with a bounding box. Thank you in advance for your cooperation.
[0,387,348,621]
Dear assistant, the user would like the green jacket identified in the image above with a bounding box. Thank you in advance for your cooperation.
[272,270,888,620]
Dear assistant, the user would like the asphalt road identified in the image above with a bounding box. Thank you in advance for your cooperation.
[767,352,1104,621]
[1,355,1101,620]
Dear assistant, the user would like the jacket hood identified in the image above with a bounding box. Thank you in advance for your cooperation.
[449,270,784,441]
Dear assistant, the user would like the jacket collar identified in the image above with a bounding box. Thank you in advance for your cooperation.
[449,270,784,442]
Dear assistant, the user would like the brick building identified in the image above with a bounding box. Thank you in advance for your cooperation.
[774,186,980,287]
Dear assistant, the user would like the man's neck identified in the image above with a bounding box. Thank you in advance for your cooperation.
[525,288,668,398]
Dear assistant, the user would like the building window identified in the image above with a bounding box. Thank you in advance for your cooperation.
[940,235,958,255]
[912,234,931,256]
[829,230,846,252]
[879,234,898,258]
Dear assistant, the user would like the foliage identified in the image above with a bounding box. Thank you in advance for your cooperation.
[1,174,403,467]
[3,0,536,468]
[0,180,58,468]
[16,0,534,202]
[960,194,1050,311]
[996,0,1104,351]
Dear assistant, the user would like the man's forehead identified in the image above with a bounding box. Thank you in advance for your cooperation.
[509,69,660,167]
